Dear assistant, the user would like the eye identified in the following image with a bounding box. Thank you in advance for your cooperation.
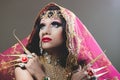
[39,23,45,30]
[51,21,62,28]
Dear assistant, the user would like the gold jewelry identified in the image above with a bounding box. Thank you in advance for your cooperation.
[40,10,62,19]
[39,55,68,80]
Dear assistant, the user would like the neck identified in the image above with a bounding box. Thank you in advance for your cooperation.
[45,44,67,58]
[44,46,68,67]
[46,49,63,58]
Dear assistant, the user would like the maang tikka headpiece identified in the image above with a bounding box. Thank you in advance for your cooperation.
[40,10,62,19]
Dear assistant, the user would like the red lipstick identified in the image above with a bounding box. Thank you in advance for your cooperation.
[42,37,52,42]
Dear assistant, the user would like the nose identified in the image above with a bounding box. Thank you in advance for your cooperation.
[42,25,51,36]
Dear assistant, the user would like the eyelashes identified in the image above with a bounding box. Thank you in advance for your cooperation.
[39,23,45,29]
[39,21,62,30]
[51,21,62,28]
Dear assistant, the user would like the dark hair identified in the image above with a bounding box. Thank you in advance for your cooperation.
[26,4,86,70]
[26,5,67,57]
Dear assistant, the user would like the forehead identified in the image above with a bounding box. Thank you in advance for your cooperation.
[40,17,61,23]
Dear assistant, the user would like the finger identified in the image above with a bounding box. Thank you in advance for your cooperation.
[20,54,30,63]
[32,53,37,58]
[78,65,82,71]
[24,58,33,68]
[18,63,25,68]
[13,30,31,55]
[1,58,21,65]
[32,53,35,56]
[27,54,33,58]
[0,54,21,57]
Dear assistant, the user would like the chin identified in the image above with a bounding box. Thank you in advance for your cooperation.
[42,43,63,51]
[42,45,53,50]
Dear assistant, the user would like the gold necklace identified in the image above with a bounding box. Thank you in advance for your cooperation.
[39,54,68,80]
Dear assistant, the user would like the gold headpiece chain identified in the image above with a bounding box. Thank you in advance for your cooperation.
[40,10,62,19]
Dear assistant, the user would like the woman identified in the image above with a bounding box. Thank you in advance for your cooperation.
[0,2,120,80]
[15,3,78,80]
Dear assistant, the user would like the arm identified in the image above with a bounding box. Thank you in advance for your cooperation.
[15,53,45,80]
[15,67,33,80]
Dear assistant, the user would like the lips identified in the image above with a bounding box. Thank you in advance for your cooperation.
[42,37,52,42]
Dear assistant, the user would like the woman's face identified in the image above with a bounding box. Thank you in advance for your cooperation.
[39,17,64,50]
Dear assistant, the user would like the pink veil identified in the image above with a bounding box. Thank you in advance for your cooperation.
[74,17,120,79]
[0,2,120,80]
[0,37,28,80]
[61,3,120,79]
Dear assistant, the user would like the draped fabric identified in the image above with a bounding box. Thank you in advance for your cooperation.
[0,37,29,80]
[0,2,120,80]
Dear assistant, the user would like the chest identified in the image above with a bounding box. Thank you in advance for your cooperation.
[40,57,68,80]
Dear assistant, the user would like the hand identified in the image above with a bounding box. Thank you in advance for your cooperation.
[71,65,89,80]
[15,53,45,80]
[71,65,108,80]
[24,53,45,79]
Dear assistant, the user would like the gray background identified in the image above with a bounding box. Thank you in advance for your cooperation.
[0,0,120,72]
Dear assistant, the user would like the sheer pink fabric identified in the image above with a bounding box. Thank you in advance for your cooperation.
[0,38,28,80]
[74,17,120,79]
[0,2,120,80]
[61,5,120,79]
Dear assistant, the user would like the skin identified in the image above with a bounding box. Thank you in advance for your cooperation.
[15,17,65,80]
[39,17,64,56]
[15,53,45,80]
[15,16,90,80]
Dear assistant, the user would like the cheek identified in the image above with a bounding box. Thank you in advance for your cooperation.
[54,29,64,42]
[58,31,63,39]
[39,31,42,40]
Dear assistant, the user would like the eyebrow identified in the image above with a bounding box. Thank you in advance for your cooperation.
[39,23,45,27]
